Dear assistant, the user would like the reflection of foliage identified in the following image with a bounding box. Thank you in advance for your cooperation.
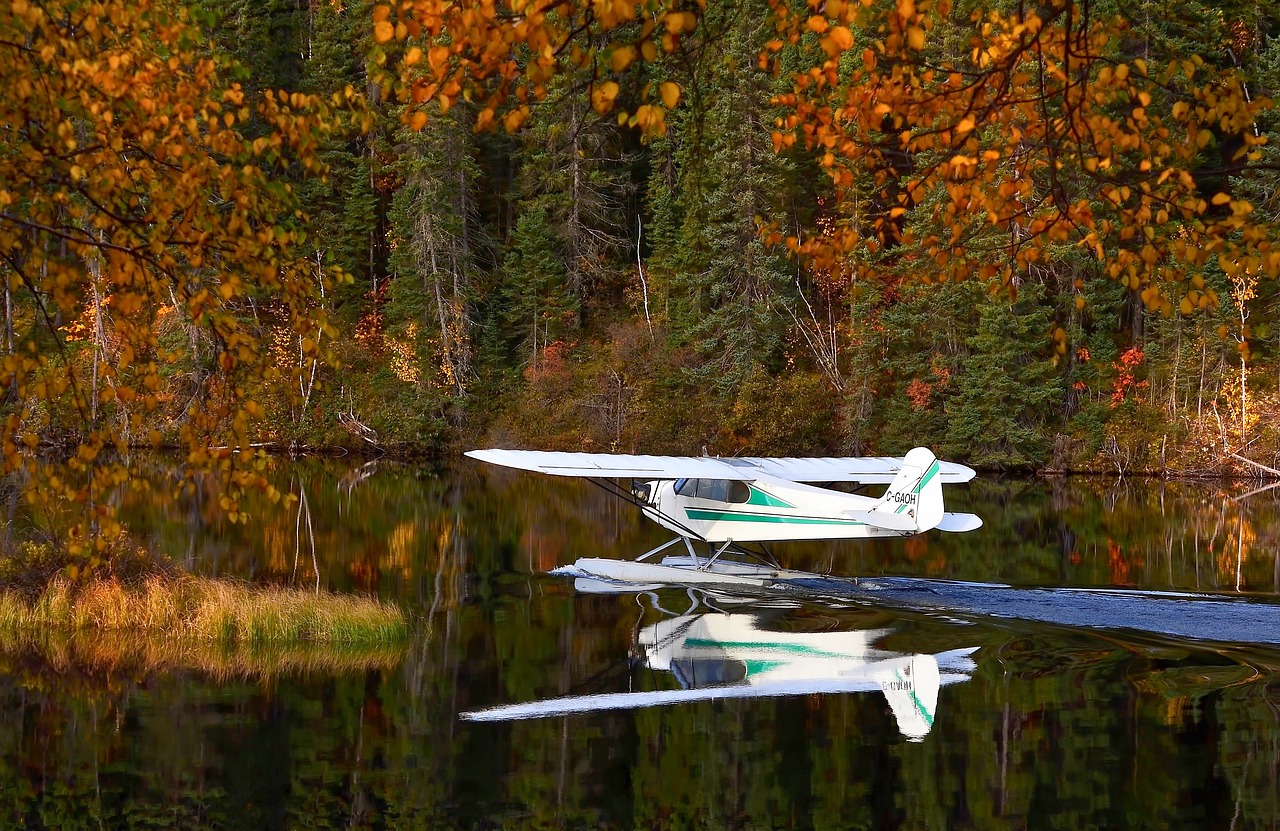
[0,630,406,684]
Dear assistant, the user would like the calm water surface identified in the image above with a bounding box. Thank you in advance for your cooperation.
[4,459,1280,828]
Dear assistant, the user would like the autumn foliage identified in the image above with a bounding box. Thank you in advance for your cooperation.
[380,0,1274,309]
[764,0,1273,307]
[0,0,346,558]
[4,0,1280,567]
[376,0,692,133]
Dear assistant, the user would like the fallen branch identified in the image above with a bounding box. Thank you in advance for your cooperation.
[1228,452,1280,478]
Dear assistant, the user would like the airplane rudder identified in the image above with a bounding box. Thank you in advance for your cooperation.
[877,448,943,531]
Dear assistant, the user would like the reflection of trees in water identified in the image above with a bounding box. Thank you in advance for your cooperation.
[0,592,1279,826]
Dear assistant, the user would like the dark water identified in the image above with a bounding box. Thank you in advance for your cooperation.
[4,459,1280,828]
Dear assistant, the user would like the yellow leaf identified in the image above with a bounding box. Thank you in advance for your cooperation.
[660,81,680,109]
[610,46,635,73]
[408,109,428,131]
[503,107,528,132]
[826,25,854,51]
[907,26,925,51]
[374,19,394,43]
[591,81,620,114]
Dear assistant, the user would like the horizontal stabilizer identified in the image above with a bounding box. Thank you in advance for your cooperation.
[936,512,983,533]
[844,510,917,532]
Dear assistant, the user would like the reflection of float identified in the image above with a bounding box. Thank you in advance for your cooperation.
[463,584,977,740]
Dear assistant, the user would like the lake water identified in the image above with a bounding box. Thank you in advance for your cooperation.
[5,458,1280,828]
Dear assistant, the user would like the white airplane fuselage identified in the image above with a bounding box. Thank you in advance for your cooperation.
[640,477,912,543]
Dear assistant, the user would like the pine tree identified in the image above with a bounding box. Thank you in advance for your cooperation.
[296,0,380,287]
[506,72,637,325]
[944,282,1064,467]
[387,103,488,398]
[645,0,798,391]
[497,206,579,367]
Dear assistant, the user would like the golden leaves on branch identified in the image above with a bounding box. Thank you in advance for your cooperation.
[381,0,694,136]
[0,0,348,561]
[764,0,1275,315]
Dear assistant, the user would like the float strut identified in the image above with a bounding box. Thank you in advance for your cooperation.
[699,540,735,571]
[634,537,685,563]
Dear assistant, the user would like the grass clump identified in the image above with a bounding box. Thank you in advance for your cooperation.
[0,575,409,644]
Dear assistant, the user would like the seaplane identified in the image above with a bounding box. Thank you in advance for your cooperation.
[466,446,981,584]
[462,589,979,740]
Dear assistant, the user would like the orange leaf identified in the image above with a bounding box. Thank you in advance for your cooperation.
[660,81,680,109]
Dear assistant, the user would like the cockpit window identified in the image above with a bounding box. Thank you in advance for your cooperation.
[675,479,750,503]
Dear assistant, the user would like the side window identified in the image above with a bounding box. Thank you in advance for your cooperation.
[676,479,749,503]
[695,479,724,501]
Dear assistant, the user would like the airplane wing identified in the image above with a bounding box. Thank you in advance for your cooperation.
[465,449,758,480]
[466,449,976,484]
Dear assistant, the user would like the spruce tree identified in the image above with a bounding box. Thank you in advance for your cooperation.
[944,282,1063,467]
[497,206,579,367]
[645,0,798,391]
[387,102,488,398]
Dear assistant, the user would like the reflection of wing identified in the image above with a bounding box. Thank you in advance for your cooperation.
[460,650,978,740]
[466,449,976,484]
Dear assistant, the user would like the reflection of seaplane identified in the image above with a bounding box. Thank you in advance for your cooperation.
[467,446,981,581]
[462,591,978,740]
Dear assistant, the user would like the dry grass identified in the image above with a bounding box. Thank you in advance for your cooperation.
[0,575,409,644]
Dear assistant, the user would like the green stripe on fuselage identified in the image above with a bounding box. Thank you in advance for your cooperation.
[746,486,794,508]
[684,508,863,526]
[896,668,933,726]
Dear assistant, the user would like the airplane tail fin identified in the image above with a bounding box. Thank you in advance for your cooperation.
[859,447,943,533]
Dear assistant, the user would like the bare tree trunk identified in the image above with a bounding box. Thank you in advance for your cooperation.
[636,218,653,339]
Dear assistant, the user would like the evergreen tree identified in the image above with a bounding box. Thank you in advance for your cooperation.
[944,282,1064,467]
[194,0,306,108]
[497,206,579,367]
[387,103,488,398]
[296,0,380,289]
[510,79,636,324]
[646,0,799,390]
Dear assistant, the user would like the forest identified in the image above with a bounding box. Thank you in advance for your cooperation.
[6,0,1280,528]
